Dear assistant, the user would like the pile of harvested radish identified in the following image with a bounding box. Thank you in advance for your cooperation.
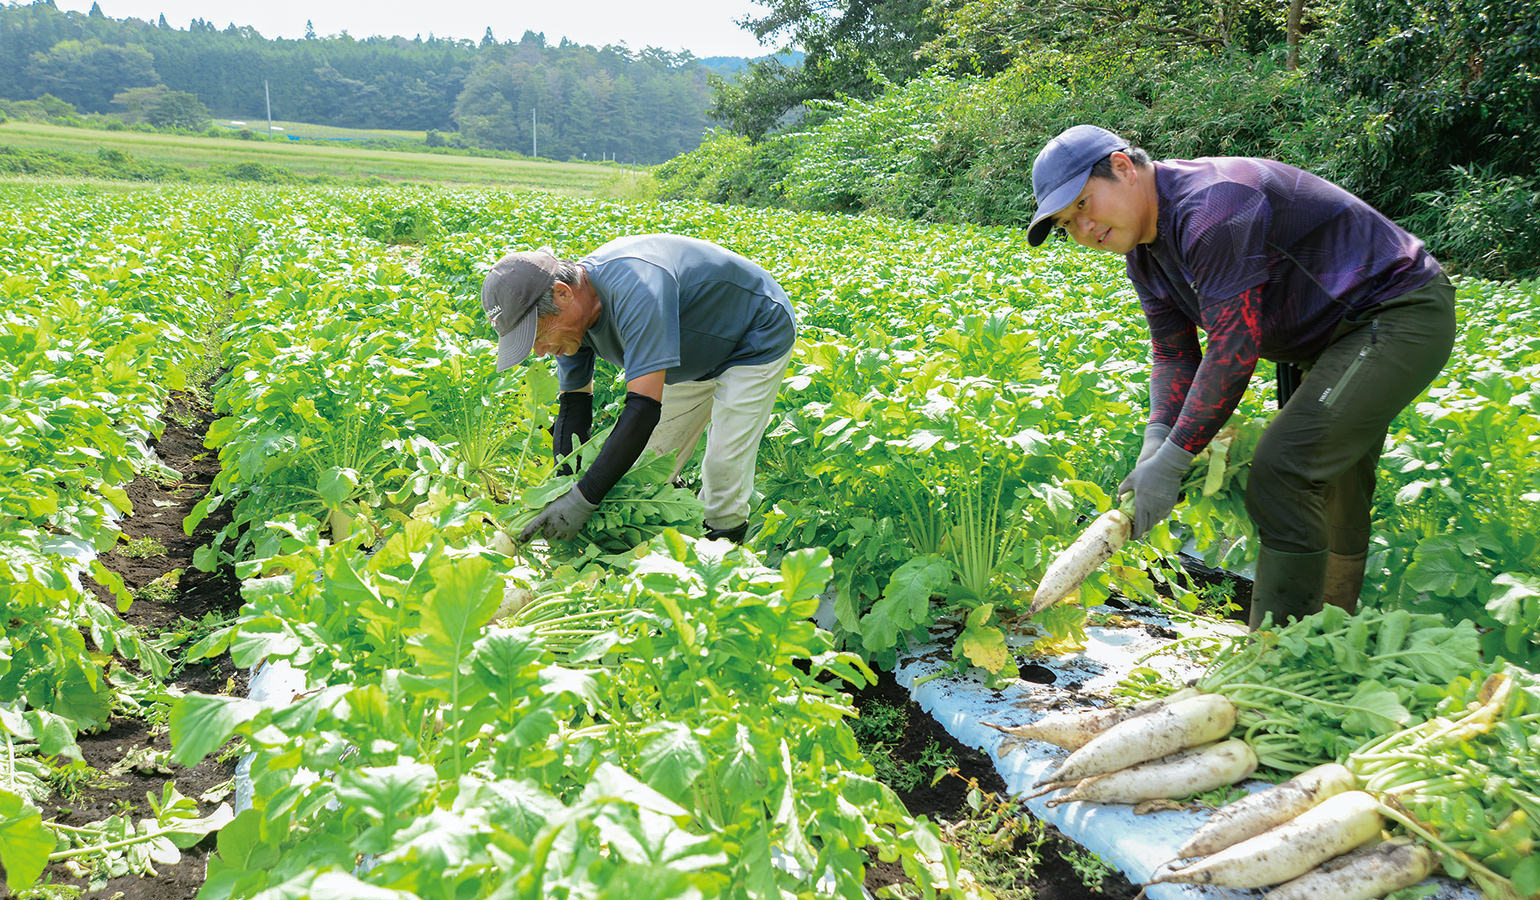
[1015,691,1257,805]
[993,606,1540,900]
[990,693,1435,898]
[1153,779,1428,898]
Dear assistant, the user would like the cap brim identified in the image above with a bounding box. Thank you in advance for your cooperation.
[495,311,537,371]
[1027,171,1094,247]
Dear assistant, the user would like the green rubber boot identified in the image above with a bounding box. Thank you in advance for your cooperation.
[1321,551,1368,614]
[1248,545,1330,631]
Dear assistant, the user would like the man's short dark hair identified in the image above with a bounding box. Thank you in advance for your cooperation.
[1088,146,1151,180]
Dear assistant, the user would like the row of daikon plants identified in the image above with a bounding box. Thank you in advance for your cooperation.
[0,185,255,891]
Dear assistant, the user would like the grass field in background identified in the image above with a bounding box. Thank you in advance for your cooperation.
[0,122,641,194]
[214,119,430,141]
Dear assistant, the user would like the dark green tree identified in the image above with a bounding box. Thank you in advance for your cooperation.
[711,0,939,137]
[455,60,520,149]
[1315,0,1540,195]
[706,58,810,138]
[146,88,212,130]
[111,84,168,122]
[26,38,159,112]
[453,42,711,162]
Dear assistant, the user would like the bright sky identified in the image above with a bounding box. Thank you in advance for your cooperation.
[59,1,780,58]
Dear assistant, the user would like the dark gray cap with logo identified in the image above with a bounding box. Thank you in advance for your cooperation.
[1027,124,1130,247]
[482,249,561,371]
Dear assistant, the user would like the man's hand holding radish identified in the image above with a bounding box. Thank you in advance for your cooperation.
[1134,422,1172,464]
[1118,438,1194,538]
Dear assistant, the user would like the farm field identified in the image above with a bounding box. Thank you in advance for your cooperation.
[4,181,1539,899]
[210,119,431,142]
[0,122,637,191]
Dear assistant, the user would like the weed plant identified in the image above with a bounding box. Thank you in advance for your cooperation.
[932,770,1054,900]
[116,536,166,558]
[132,570,180,604]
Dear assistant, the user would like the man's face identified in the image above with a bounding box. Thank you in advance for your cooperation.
[1051,154,1153,255]
[532,286,587,357]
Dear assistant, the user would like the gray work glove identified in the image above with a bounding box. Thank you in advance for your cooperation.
[1136,422,1173,464]
[1117,439,1195,539]
[518,486,599,543]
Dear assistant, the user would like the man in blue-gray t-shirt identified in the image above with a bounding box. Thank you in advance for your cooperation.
[1026,125,1456,629]
[481,234,796,545]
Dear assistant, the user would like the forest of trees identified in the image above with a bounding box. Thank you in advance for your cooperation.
[0,0,740,163]
[659,0,1540,280]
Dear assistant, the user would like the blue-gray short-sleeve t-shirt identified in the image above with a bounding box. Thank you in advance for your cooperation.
[556,234,796,391]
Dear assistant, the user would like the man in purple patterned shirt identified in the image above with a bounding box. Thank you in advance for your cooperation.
[1026,124,1457,630]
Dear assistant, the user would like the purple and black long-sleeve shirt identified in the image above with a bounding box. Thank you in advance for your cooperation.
[1125,157,1440,454]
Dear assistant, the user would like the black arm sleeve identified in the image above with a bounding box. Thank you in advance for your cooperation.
[552,391,594,473]
[575,392,662,504]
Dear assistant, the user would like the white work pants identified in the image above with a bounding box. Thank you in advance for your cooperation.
[642,351,792,530]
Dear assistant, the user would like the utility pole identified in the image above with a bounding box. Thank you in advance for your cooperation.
[531,107,537,158]
[265,79,273,135]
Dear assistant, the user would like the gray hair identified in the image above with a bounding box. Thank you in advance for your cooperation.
[535,252,582,316]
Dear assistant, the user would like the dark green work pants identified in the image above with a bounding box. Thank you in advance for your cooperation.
[1245,273,1458,556]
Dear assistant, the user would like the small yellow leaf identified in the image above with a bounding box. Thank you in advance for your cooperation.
[966,602,996,628]
[959,624,1010,673]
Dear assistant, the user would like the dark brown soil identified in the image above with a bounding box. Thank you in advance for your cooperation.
[36,388,246,900]
[850,671,1142,900]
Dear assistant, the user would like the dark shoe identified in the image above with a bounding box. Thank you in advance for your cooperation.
[1248,545,1329,631]
[703,522,748,544]
[1321,550,1368,613]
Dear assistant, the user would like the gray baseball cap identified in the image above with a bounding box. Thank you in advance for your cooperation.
[482,249,560,371]
[1027,124,1130,247]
